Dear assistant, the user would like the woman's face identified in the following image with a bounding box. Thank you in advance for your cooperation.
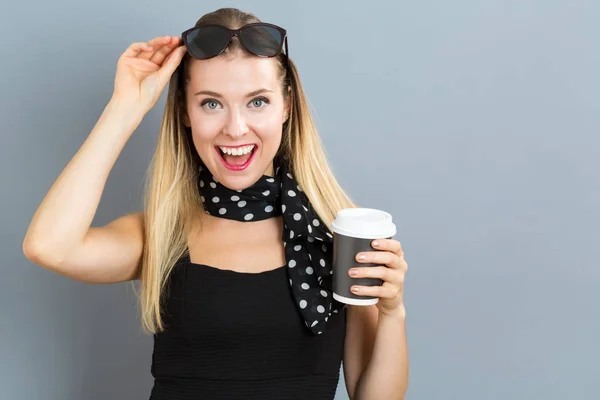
[183,52,289,191]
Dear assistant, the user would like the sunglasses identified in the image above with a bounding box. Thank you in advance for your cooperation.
[181,22,288,63]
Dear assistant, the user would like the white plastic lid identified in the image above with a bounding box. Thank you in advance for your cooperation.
[330,208,396,239]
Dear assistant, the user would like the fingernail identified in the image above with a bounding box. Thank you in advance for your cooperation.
[349,269,358,277]
[351,286,360,293]
[358,254,366,261]
[373,240,379,247]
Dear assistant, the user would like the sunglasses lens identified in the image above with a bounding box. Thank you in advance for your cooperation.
[187,26,230,59]
[240,25,284,57]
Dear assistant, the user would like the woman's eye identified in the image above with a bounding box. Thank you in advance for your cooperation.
[201,99,221,110]
[249,97,269,108]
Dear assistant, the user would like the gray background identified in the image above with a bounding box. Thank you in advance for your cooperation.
[1,0,598,399]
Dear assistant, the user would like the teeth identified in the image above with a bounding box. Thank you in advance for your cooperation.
[218,145,255,156]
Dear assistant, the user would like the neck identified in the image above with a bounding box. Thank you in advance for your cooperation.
[199,212,284,234]
[264,161,275,177]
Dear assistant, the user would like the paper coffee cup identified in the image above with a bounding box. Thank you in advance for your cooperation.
[330,208,397,306]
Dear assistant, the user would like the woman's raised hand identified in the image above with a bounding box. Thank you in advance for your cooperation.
[111,35,187,114]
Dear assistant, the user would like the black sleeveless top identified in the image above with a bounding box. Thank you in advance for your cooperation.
[149,254,347,400]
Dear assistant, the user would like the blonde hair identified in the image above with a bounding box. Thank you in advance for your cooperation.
[138,8,356,334]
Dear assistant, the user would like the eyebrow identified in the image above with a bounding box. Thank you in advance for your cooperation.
[193,88,274,98]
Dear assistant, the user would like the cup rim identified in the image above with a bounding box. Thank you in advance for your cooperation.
[330,208,396,239]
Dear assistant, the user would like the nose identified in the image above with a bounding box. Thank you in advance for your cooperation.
[222,108,249,139]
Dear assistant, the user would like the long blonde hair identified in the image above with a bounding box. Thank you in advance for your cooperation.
[138,7,356,334]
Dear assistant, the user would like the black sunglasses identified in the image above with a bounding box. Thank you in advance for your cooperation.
[181,22,288,63]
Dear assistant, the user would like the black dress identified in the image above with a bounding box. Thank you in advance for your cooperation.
[149,254,347,400]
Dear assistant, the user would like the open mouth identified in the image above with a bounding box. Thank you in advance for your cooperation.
[216,145,258,171]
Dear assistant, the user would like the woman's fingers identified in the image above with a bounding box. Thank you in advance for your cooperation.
[121,42,154,60]
[120,57,160,73]
[150,36,182,65]
[156,45,187,87]
[138,36,173,61]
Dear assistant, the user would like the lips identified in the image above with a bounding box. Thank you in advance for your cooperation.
[215,144,257,171]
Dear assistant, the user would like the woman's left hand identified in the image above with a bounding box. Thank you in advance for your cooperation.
[348,239,408,318]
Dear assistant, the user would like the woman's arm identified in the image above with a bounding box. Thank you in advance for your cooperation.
[344,305,408,400]
[23,100,145,283]
[23,36,185,283]
[343,237,409,399]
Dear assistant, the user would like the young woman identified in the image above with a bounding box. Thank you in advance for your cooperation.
[23,8,409,400]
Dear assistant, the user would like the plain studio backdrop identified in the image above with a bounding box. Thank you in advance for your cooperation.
[1,0,598,399]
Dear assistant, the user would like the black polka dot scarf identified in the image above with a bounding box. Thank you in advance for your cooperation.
[197,160,345,335]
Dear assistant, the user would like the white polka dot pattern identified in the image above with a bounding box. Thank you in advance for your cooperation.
[197,162,344,335]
